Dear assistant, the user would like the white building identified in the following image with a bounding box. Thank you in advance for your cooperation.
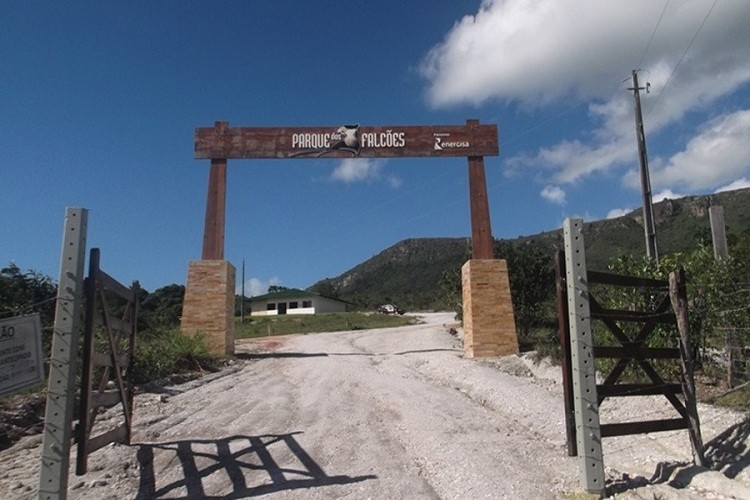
[249,289,348,316]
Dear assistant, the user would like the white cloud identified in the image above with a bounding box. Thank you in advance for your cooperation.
[540,185,566,204]
[649,110,750,190]
[422,1,750,108]
[330,158,400,187]
[237,276,281,297]
[422,0,750,186]
[606,207,632,219]
[508,138,631,184]
[716,177,750,193]
[387,175,403,188]
[331,158,382,183]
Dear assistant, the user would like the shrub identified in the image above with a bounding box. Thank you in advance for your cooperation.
[133,329,218,384]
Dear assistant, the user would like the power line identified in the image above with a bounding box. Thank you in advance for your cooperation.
[638,0,670,68]
[501,101,588,147]
[644,0,719,120]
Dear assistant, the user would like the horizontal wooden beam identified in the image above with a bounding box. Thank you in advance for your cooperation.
[601,418,687,437]
[590,309,676,324]
[85,424,128,455]
[594,346,680,359]
[195,121,499,159]
[98,270,135,301]
[587,270,668,288]
[597,383,682,398]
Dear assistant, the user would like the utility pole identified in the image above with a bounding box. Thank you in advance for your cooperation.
[241,259,245,323]
[630,69,658,263]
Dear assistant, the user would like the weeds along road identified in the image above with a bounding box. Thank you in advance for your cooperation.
[1,312,749,498]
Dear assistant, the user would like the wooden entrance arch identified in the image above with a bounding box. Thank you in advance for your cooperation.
[181,120,518,357]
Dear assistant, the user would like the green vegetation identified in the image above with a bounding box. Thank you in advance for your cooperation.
[600,240,750,387]
[133,329,218,384]
[310,238,473,311]
[139,284,185,332]
[235,312,420,338]
[0,264,57,359]
[715,386,750,412]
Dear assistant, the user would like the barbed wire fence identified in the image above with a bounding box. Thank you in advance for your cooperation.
[692,281,750,392]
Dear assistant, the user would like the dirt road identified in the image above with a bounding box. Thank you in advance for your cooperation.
[1,313,749,498]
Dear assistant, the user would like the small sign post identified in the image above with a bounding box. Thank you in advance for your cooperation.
[0,313,44,398]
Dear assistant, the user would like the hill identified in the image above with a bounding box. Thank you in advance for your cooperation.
[310,188,750,310]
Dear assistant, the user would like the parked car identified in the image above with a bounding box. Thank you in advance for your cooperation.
[378,304,405,315]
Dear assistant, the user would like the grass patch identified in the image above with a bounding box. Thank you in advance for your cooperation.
[235,312,420,339]
[714,385,750,412]
[518,326,561,363]
[133,329,220,384]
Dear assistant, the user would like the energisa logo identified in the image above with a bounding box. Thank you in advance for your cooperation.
[434,133,469,150]
[291,125,406,157]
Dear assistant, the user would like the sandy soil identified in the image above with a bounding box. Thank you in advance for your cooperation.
[1,313,749,498]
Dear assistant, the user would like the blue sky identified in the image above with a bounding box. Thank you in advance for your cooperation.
[2,1,750,295]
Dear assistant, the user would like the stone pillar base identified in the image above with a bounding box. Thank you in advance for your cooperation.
[181,260,236,355]
[461,259,518,358]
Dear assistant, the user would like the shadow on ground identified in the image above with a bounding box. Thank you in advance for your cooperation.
[705,417,750,478]
[605,417,750,496]
[135,432,375,499]
[235,348,459,361]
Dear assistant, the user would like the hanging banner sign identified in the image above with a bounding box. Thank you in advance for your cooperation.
[195,122,499,159]
[0,314,44,398]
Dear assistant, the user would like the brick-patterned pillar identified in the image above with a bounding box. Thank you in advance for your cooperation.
[462,259,518,358]
[181,260,236,355]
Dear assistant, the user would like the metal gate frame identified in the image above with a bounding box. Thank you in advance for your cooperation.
[76,248,140,475]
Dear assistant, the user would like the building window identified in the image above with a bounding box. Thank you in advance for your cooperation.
[267,303,276,310]
[302,300,312,308]
[289,301,298,309]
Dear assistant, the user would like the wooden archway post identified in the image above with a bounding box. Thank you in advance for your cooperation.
[462,120,518,357]
[182,124,235,356]
[466,120,494,259]
[202,157,227,260]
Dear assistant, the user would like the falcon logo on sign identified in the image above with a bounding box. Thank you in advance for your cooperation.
[291,125,361,158]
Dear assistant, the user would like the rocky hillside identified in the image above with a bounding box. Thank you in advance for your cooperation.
[311,188,750,310]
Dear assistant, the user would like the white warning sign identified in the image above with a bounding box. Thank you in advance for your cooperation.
[0,314,44,398]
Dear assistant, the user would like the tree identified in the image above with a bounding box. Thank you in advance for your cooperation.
[0,263,58,362]
[494,241,556,341]
[267,285,288,293]
[139,284,185,331]
[0,263,57,328]
[439,267,463,321]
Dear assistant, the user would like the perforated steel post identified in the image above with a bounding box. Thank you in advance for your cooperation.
[39,208,88,500]
[563,218,605,495]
